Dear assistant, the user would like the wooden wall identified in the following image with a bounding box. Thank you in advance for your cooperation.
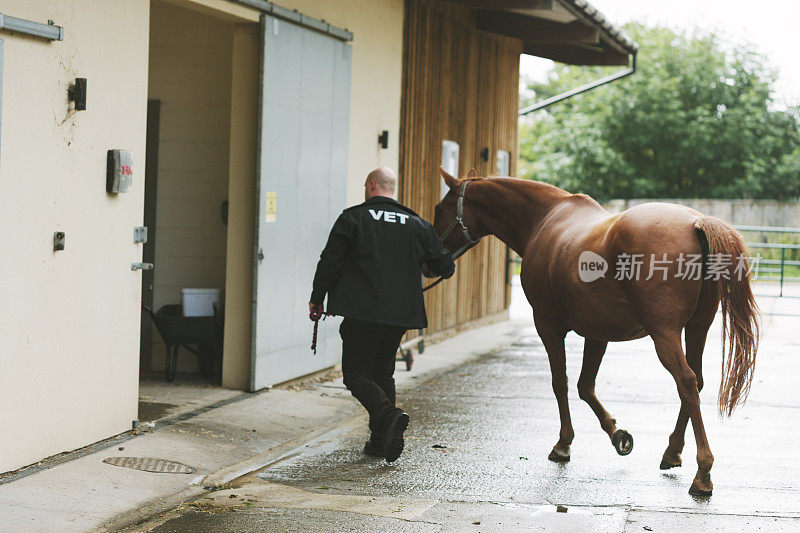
[399,0,521,335]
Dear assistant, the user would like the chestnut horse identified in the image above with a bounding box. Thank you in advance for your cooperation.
[432,168,759,495]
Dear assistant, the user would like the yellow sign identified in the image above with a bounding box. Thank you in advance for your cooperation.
[265,192,276,223]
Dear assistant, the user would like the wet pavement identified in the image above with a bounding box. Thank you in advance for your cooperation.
[139,282,800,532]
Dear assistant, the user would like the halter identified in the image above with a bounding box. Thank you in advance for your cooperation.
[438,180,481,259]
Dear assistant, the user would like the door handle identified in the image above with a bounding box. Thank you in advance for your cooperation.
[258,249,264,262]
[132,263,154,271]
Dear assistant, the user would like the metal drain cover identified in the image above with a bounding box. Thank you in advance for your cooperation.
[102,457,194,474]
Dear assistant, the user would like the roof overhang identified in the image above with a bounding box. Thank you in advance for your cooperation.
[442,0,638,66]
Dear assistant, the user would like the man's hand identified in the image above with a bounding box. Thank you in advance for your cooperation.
[309,301,323,316]
[422,260,454,279]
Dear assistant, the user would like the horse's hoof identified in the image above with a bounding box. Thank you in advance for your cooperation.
[548,447,570,462]
[660,452,682,470]
[611,429,633,456]
[689,479,713,496]
[659,448,683,470]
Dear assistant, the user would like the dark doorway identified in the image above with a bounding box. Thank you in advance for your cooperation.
[139,99,160,374]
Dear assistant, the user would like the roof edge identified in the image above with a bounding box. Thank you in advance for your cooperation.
[558,0,638,54]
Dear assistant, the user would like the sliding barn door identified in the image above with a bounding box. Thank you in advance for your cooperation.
[251,15,351,390]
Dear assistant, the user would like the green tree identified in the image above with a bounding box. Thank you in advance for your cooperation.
[519,24,800,201]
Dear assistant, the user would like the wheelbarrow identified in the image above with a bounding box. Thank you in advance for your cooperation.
[396,328,425,371]
[142,304,223,382]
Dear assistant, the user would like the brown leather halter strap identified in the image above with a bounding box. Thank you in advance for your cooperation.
[438,180,480,259]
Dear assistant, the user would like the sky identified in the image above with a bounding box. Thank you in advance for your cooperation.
[520,0,800,106]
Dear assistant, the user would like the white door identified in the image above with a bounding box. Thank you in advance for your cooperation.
[252,15,352,390]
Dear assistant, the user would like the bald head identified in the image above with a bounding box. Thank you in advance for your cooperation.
[364,166,397,200]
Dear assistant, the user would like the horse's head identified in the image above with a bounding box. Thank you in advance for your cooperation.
[432,167,483,259]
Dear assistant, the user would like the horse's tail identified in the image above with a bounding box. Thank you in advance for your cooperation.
[694,216,760,417]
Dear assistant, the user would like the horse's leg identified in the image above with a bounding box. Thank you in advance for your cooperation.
[651,328,714,495]
[535,318,573,462]
[578,339,633,456]
[661,283,717,471]
[660,320,711,469]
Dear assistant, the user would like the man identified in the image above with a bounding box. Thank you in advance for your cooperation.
[309,167,455,463]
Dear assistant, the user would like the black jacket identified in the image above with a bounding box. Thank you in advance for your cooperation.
[311,196,455,329]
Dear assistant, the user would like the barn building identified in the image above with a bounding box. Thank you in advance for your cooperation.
[0,0,636,473]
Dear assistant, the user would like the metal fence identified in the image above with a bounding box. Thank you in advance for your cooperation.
[735,225,800,298]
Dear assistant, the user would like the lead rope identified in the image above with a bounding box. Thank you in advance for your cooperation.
[310,275,446,354]
[309,308,329,355]
[422,275,445,291]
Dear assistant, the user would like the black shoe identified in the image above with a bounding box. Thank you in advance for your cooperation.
[363,439,384,457]
[382,411,410,463]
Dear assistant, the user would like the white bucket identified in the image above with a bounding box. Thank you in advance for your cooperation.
[181,288,221,317]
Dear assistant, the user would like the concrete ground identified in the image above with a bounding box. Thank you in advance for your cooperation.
[0,312,516,532]
[1,279,797,532]
[125,279,800,532]
[138,376,243,423]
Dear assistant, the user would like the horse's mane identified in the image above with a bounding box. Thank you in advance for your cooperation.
[476,176,573,198]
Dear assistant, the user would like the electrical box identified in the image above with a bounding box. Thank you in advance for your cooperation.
[107,149,134,193]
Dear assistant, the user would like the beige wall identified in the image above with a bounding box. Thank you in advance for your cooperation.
[147,1,233,372]
[0,1,149,472]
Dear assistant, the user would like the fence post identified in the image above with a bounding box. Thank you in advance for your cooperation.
[780,247,786,297]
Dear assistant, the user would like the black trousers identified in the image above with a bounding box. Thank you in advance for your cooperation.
[339,318,407,435]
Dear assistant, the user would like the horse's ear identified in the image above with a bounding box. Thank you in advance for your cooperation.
[439,167,459,190]
[466,168,478,179]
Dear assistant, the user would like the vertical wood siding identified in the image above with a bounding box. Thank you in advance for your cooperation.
[399,0,521,335]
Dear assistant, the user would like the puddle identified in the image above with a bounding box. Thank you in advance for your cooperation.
[138,400,179,422]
